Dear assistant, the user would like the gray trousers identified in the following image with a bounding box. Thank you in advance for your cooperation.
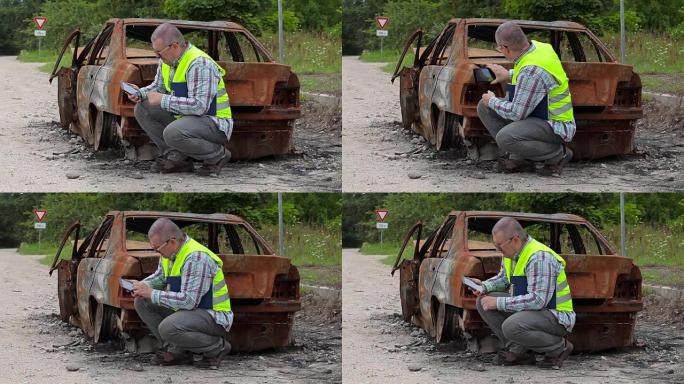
[134,297,226,357]
[477,100,564,163]
[134,101,227,163]
[476,293,568,356]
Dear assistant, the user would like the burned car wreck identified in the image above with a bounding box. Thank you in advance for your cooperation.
[391,19,643,160]
[391,211,643,352]
[49,211,301,353]
[49,18,301,160]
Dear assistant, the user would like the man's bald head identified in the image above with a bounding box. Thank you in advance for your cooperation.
[151,23,185,46]
[495,21,529,52]
[492,217,526,239]
[148,218,184,243]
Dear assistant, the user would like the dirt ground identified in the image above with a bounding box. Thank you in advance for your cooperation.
[342,248,684,384]
[0,249,341,384]
[0,56,341,192]
[342,56,684,192]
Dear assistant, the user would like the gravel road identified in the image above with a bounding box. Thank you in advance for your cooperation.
[342,248,684,384]
[0,248,341,383]
[0,56,341,192]
[341,56,684,192]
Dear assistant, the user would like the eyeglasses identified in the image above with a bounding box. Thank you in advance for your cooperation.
[154,43,175,57]
[152,237,175,253]
[494,236,515,251]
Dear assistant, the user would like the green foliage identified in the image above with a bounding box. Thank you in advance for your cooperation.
[260,31,341,73]
[505,0,610,32]
[163,0,270,32]
[0,0,45,54]
[381,0,452,50]
[342,0,385,54]
[0,194,44,246]
[342,193,387,247]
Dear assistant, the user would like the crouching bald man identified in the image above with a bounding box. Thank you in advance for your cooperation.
[473,217,575,369]
[131,218,232,369]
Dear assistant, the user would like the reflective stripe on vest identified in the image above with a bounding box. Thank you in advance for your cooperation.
[503,238,573,312]
[161,45,232,119]
[511,40,574,122]
[160,237,231,312]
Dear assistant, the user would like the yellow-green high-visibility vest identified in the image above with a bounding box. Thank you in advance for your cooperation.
[161,45,232,119]
[511,40,574,122]
[503,238,573,312]
[161,237,231,312]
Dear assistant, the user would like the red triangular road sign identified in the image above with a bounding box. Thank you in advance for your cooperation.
[33,17,47,30]
[375,209,389,222]
[33,209,47,222]
[375,16,389,30]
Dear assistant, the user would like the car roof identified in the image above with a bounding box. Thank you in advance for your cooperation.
[450,18,588,32]
[107,211,247,223]
[107,18,247,32]
[452,211,589,223]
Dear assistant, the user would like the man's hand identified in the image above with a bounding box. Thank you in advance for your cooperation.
[480,295,497,311]
[147,91,163,106]
[132,280,153,299]
[486,63,510,84]
[481,90,496,105]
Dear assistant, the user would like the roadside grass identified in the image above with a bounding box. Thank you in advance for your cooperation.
[640,74,684,96]
[299,73,341,96]
[261,31,341,74]
[17,241,70,266]
[358,242,404,266]
[359,49,414,74]
[602,32,684,75]
[17,49,63,73]
[259,223,341,288]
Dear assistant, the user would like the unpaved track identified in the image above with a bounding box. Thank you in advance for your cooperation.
[342,248,684,384]
[342,56,684,192]
[0,248,341,384]
[0,56,340,192]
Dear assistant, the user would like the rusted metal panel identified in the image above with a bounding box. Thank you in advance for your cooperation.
[396,210,643,353]
[51,211,301,352]
[395,18,643,160]
[52,18,301,160]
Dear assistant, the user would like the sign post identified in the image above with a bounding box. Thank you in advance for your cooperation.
[33,17,47,53]
[375,16,389,58]
[33,209,47,248]
[374,209,389,246]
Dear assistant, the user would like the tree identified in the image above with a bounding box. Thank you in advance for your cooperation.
[504,0,611,32]
[163,0,270,33]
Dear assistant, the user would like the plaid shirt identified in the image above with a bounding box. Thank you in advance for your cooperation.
[142,236,233,330]
[488,43,576,142]
[139,44,233,140]
[482,236,576,332]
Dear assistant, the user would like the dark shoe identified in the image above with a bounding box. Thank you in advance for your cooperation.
[151,351,193,366]
[537,147,573,177]
[497,158,535,173]
[195,341,231,370]
[196,150,230,177]
[538,340,573,369]
[495,350,536,366]
[151,157,194,174]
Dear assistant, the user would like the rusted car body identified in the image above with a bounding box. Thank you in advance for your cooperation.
[391,19,643,160]
[49,211,301,353]
[49,18,301,160]
[391,211,643,353]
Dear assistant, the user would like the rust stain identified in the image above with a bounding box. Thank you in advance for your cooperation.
[392,19,643,160]
[49,211,301,353]
[394,211,643,352]
[50,19,301,160]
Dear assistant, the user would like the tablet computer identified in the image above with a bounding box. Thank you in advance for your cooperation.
[119,278,135,291]
[120,81,141,98]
